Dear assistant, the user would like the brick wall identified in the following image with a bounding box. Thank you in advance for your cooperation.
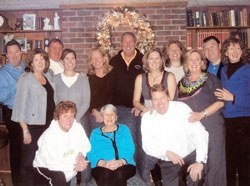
[61,2,187,72]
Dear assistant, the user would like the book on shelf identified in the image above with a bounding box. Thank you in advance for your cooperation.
[187,10,194,27]
[186,32,192,49]
[202,11,208,27]
[187,7,250,27]
[195,11,200,27]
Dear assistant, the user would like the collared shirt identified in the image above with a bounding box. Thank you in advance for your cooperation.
[121,50,137,67]
[207,61,220,76]
[0,61,25,109]
[141,101,208,163]
[49,59,64,75]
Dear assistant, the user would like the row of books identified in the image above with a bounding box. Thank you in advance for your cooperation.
[187,8,250,27]
[186,31,248,49]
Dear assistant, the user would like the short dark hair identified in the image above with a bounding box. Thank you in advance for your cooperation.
[48,38,64,48]
[150,84,169,97]
[54,101,77,120]
[26,48,50,73]
[61,48,77,61]
[121,32,136,43]
[203,36,220,46]
[5,39,21,53]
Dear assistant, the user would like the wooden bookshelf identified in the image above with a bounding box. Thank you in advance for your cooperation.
[0,9,62,57]
[186,6,250,49]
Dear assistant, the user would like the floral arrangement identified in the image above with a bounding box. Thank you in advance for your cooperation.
[96,6,156,57]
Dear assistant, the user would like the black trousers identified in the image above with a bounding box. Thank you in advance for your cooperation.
[33,167,70,186]
[225,117,250,186]
[20,125,48,186]
[159,151,204,186]
[151,163,162,183]
[2,106,23,186]
[92,164,136,186]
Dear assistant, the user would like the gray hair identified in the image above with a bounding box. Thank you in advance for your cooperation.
[100,104,117,116]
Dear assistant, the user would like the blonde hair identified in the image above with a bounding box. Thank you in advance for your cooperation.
[183,49,207,74]
[88,47,113,75]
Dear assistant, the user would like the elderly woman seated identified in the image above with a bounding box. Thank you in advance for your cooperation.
[87,104,136,186]
[32,101,91,186]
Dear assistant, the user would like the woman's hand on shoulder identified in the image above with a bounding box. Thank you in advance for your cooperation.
[140,107,154,116]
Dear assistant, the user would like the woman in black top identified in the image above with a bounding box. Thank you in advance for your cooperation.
[88,47,115,131]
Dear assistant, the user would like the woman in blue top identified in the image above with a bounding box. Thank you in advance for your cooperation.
[87,104,136,186]
[215,37,250,186]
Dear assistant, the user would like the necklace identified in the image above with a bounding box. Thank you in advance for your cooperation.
[149,72,163,85]
[102,124,117,133]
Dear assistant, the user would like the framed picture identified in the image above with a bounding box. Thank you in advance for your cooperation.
[16,37,27,52]
[23,14,36,30]
[33,38,44,49]
[26,40,33,52]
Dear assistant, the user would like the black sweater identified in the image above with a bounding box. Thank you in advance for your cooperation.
[110,49,144,108]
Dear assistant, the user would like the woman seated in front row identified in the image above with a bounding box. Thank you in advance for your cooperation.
[87,104,136,186]
[33,101,91,186]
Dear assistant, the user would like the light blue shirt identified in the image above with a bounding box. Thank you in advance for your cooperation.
[207,61,220,76]
[0,61,25,109]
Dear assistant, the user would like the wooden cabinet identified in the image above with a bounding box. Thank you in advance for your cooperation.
[186,6,250,49]
[0,9,62,66]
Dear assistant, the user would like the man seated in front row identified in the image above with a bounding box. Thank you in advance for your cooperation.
[141,84,208,186]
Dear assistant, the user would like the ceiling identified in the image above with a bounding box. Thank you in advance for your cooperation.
[0,0,250,10]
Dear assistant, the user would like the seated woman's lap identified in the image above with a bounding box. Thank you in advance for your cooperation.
[92,164,136,186]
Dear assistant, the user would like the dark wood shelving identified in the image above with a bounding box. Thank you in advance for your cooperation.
[187,26,250,30]
[0,29,62,33]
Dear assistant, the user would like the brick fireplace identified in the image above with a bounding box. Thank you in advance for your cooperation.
[60,2,187,72]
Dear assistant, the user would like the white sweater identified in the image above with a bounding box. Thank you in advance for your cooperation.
[141,101,208,163]
[33,119,91,182]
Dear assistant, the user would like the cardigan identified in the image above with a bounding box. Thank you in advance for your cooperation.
[11,72,56,125]
[53,73,90,122]
[220,63,250,118]
[87,123,135,168]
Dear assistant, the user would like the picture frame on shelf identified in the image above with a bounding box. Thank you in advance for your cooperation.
[16,37,27,52]
[27,40,33,52]
[23,14,36,30]
[33,38,44,49]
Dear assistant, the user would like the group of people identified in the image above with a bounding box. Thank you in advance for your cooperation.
[0,31,249,186]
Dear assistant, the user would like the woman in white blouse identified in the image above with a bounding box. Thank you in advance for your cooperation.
[162,40,186,83]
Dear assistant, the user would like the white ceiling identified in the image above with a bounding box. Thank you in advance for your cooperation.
[0,0,250,10]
